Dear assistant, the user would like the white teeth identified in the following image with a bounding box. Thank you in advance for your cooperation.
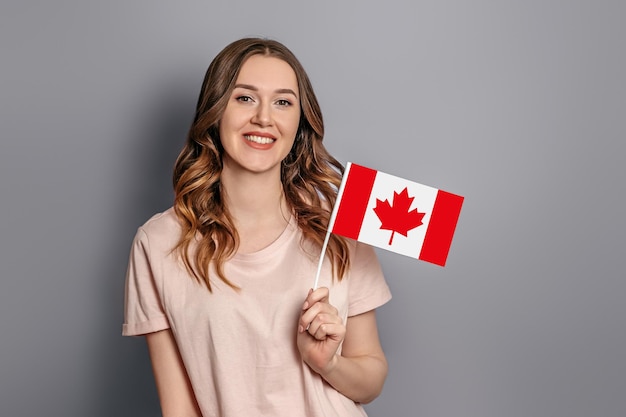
[245,135,275,144]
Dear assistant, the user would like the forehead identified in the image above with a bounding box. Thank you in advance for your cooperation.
[236,55,299,93]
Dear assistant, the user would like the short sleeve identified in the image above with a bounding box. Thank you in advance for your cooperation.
[347,242,392,317]
[122,228,170,336]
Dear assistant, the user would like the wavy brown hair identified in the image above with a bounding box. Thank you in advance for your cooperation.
[172,38,350,291]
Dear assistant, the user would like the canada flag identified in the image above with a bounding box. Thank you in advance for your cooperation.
[330,162,464,266]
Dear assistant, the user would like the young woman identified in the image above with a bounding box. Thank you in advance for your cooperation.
[123,37,392,417]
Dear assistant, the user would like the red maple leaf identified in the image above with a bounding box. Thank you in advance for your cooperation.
[373,187,425,245]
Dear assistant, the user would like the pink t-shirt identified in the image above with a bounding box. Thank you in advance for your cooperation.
[123,208,392,416]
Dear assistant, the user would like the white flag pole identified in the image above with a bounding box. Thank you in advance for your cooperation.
[313,162,352,290]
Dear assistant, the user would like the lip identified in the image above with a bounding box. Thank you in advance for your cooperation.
[242,131,277,149]
[243,131,277,140]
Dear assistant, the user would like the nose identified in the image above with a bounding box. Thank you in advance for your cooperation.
[251,102,272,126]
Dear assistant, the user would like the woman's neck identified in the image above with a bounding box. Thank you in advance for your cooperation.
[220,167,291,252]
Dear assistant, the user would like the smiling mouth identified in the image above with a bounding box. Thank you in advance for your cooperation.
[244,134,276,145]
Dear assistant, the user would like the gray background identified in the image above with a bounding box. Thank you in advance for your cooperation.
[1,1,624,416]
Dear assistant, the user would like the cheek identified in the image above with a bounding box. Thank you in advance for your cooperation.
[218,111,230,136]
[219,113,245,145]
[281,112,301,138]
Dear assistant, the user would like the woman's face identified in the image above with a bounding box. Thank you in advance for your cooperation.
[219,54,301,177]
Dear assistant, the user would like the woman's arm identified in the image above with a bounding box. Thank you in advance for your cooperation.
[297,288,388,404]
[146,329,202,417]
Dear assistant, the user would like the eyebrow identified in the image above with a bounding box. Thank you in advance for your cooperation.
[234,83,298,98]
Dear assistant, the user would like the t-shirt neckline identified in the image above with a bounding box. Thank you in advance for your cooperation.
[231,214,297,263]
